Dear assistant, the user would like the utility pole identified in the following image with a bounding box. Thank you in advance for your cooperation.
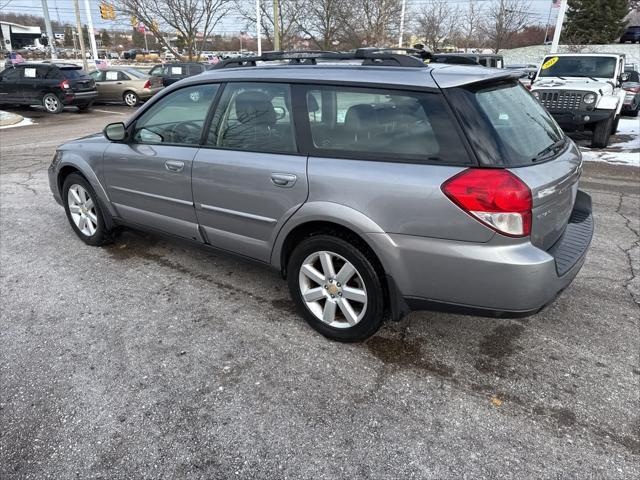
[398,0,406,48]
[550,0,568,54]
[41,0,57,59]
[273,0,280,51]
[83,0,99,60]
[73,0,88,70]
[256,0,262,55]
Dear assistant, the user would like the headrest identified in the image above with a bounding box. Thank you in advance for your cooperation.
[344,104,377,131]
[235,91,276,126]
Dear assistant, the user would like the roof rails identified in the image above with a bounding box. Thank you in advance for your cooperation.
[210,48,428,70]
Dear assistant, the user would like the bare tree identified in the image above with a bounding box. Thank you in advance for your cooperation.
[114,0,232,60]
[339,0,403,49]
[235,0,303,50]
[483,0,531,53]
[458,0,483,52]
[293,0,343,50]
[416,0,459,52]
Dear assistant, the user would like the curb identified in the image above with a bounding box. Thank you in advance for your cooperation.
[0,110,24,127]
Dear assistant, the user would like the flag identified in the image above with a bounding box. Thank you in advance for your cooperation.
[10,52,24,64]
[240,31,250,40]
[95,59,108,70]
[552,0,560,8]
[208,56,220,65]
[137,22,146,33]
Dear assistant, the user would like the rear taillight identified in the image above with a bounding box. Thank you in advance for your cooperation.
[143,79,151,89]
[442,169,532,237]
[59,80,70,90]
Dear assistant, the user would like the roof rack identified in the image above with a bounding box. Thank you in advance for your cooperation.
[210,48,428,70]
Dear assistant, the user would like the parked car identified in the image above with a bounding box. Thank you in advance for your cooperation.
[89,67,163,107]
[0,62,97,113]
[531,53,627,148]
[621,69,640,117]
[619,25,640,43]
[47,50,593,342]
[148,62,209,86]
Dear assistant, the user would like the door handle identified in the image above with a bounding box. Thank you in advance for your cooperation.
[271,173,297,188]
[165,160,184,172]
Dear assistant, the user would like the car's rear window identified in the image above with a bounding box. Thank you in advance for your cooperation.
[447,80,565,166]
[124,68,146,79]
[61,68,88,79]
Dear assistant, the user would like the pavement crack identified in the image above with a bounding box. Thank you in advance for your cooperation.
[616,194,640,307]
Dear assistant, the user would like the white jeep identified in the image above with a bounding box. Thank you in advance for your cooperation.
[531,53,628,148]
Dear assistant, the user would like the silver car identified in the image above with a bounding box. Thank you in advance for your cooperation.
[48,50,593,342]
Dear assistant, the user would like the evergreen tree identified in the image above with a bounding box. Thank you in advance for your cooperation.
[563,0,630,44]
[101,30,112,47]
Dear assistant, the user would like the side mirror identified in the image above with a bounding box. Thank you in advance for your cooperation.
[620,72,630,82]
[103,122,126,142]
[527,71,536,80]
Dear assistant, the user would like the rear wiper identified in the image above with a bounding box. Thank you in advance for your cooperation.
[533,138,566,162]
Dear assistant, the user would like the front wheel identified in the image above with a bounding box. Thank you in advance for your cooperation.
[62,173,112,246]
[591,116,613,148]
[123,91,139,107]
[42,93,63,114]
[287,235,386,342]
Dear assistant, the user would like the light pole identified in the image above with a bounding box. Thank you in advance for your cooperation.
[256,0,262,55]
[398,0,406,48]
[273,0,280,51]
[73,0,88,70]
[41,0,57,59]
[83,0,99,60]
[550,0,568,54]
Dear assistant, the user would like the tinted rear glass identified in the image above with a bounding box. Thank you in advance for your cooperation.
[124,68,146,79]
[61,68,88,79]
[447,81,565,167]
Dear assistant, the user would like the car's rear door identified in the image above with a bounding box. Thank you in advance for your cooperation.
[192,82,308,262]
[103,83,219,239]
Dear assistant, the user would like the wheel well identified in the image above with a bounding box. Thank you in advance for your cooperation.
[57,166,82,195]
[280,221,385,277]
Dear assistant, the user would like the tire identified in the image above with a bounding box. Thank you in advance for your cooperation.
[630,106,639,118]
[123,91,139,107]
[591,115,613,148]
[62,173,112,246]
[287,235,386,342]
[41,92,63,113]
[611,114,620,134]
[77,102,93,113]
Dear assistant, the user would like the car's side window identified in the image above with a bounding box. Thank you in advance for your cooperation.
[118,71,130,81]
[149,65,162,76]
[207,82,296,153]
[303,85,467,162]
[1,68,22,81]
[89,70,103,81]
[132,84,218,146]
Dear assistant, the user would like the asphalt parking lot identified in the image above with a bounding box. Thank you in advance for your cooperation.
[0,107,639,479]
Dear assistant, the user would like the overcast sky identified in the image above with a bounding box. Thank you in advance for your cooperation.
[2,0,562,34]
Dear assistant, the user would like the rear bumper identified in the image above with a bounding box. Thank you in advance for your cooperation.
[371,191,593,318]
[138,87,164,99]
[548,109,614,130]
[62,91,98,105]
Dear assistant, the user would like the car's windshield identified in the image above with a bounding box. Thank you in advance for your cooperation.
[448,81,565,166]
[539,56,616,79]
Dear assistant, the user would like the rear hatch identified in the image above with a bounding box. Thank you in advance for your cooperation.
[61,66,95,92]
[441,76,583,250]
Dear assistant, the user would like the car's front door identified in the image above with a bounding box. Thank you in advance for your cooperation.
[103,83,219,239]
[0,66,24,104]
[192,82,308,262]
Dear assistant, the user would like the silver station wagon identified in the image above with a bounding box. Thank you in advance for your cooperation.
[48,49,594,342]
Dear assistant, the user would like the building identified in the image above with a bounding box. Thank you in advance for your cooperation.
[0,21,42,51]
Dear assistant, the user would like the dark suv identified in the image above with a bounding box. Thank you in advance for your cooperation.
[0,62,97,113]
[148,62,208,87]
[619,26,640,43]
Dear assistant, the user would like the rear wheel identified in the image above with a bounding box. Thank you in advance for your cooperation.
[630,105,639,118]
[62,173,112,246]
[591,115,613,148]
[287,235,386,342]
[42,93,63,114]
[123,91,139,107]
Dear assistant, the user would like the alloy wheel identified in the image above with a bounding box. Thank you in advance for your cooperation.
[67,184,98,236]
[44,95,60,112]
[124,92,137,106]
[298,250,368,329]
